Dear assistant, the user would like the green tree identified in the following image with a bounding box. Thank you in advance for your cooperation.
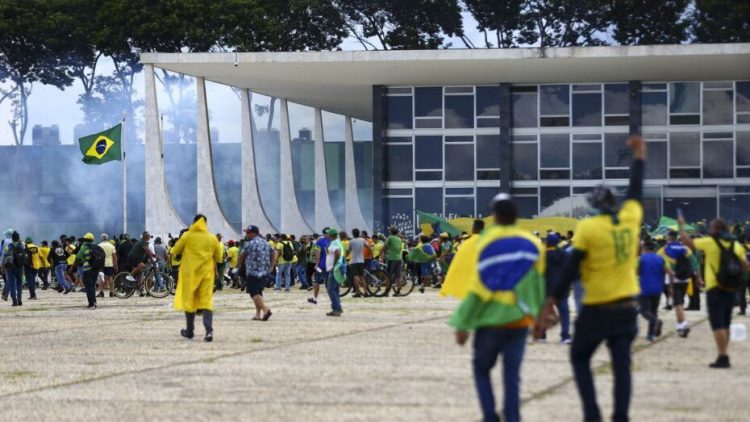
[608,0,690,45]
[691,0,750,43]
[522,0,611,47]
[463,0,534,48]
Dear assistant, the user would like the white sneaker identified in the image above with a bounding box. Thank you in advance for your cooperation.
[125,275,135,282]
[560,338,572,345]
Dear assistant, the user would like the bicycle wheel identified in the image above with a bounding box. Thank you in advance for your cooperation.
[393,266,417,297]
[339,273,352,297]
[145,271,172,298]
[112,272,135,299]
[365,269,391,297]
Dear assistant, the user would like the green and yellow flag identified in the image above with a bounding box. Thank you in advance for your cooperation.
[78,124,122,165]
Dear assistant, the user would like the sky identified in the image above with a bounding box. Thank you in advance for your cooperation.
[0,13,484,146]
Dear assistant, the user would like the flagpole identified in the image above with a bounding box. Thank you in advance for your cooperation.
[121,113,128,236]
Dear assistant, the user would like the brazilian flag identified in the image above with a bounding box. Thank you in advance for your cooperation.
[78,124,122,165]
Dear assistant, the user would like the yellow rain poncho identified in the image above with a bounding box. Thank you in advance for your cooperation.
[171,218,223,312]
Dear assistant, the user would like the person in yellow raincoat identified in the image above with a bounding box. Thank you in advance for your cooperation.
[172,214,223,342]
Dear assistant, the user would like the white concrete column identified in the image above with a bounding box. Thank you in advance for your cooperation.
[144,63,185,237]
[240,90,276,234]
[279,98,314,236]
[195,77,241,239]
[344,115,371,232]
[313,107,340,232]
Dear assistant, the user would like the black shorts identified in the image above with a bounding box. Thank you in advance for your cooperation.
[128,258,145,269]
[103,267,115,277]
[707,288,734,330]
[672,283,688,306]
[246,275,265,297]
[349,263,365,277]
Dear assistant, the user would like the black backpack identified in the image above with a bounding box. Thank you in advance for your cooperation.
[674,254,693,281]
[12,243,30,268]
[714,238,744,290]
[89,244,106,271]
[281,241,295,262]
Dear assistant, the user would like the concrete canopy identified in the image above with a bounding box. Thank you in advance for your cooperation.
[140,43,750,121]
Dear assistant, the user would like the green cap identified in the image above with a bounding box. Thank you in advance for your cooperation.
[25,237,32,243]
[326,228,338,236]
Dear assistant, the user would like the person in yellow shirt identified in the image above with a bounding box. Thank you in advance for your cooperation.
[372,235,385,261]
[538,135,645,422]
[215,234,227,291]
[39,241,51,289]
[678,216,749,369]
[24,237,41,300]
[275,234,296,292]
[226,240,240,287]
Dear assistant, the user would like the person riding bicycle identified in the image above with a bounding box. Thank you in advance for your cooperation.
[125,231,158,295]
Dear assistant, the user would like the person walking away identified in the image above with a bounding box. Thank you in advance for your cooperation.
[534,233,571,343]
[275,234,295,292]
[538,135,646,422]
[73,233,103,309]
[348,229,370,297]
[678,217,748,368]
[2,231,26,306]
[639,241,674,342]
[308,229,331,305]
[407,235,436,294]
[172,215,223,342]
[0,229,14,301]
[151,237,167,292]
[738,234,750,315]
[117,234,133,273]
[98,234,118,298]
[226,240,240,288]
[49,240,71,294]
[236,225,277,321]
[295,236,310,290]
[24,237,40,300]
[324,229,345,316]
[39,241,51,289]
[658,230,700,336]
[450,194,546,422]
[214,234,227,291]
[383,227,404,297]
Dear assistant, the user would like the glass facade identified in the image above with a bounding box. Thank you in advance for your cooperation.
[380,81,750,232]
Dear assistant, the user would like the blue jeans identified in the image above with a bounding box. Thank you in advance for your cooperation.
[557,296,571,340]
[572,306,638,422]
[275,263,292,290]
[54,263,71,290]
[24,267,37,298]
[4,266,22,303]
[295,263,308,287]
[325,272,342,312]
[473,327,528,422]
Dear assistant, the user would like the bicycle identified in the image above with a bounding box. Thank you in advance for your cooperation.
[363,261,393,297]
[113,262,173,299]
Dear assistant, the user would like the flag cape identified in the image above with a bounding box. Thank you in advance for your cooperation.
[78,124,122,165]
[407,244,435,264]
[417,211,461,237]
[331,239,347,284]
[651,216,696,236]
[440,234,479,299]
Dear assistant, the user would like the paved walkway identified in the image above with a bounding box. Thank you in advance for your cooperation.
[0,287,748,421]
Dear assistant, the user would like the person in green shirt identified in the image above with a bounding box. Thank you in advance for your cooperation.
[74,232,98,309]
[383,226,404,296]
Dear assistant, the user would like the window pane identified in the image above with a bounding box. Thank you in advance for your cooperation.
[604,83,629,115]
[445,95,474,128]
[385,95,412,129]
[539,134,569,168]
[670,132,700,167]
[604,133,631,167]
[414,87,442,117]
[540,187,571,216]
[512,93,538,128]
[641,92,667,126]
[384,144,412,181]
[645,142,667,179]
[737,131,750,166]
[415,171,442,181]
[738,82,750,113]
[445,196,474,218]
[477,86,500,117]
[669,82,700,113]
[703,141,733,178]
[703,90,734,125]
[476,135,500,168]
[512,143,538,180]
[414,136,442,170]
[515,196,538,218]
[445,144,474,181]
[573,143,602,180]
[572,93,602,127]
[720,195,750,223]
[476,187,500,218]
[384,197,414,237]
[540,85,570,115]
[415,188,442,215]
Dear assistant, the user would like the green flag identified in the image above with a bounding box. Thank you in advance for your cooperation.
[416,210,461,237]
[78,124,122,165]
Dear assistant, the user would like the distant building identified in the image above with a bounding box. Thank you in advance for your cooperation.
[32,125,60,146]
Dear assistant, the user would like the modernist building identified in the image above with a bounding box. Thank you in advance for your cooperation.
[140,43,750,237]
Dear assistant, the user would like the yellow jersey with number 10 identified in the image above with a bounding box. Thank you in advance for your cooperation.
[574,199,642,305]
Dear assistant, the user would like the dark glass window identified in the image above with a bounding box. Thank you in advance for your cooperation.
[539,134,569,168]
[414,136,442,169]
[476,135,500,168]
[641,92,667,126]
[477,170,501,180]
[573,93,602,127]
[385,96,412,129]
[604,133,631,167]
[670,132,700,167]
[384,144,412,181]
[540,187,571,215]
[384,197,414,235]
[663,194,716,222]
[445,196,474,218]
[572,143,602,180]
[703,90,734,125]
[476,187,500,217]
[477,86,500,117]
[540,170,570,180]
[512,93,538,128]
[738,82,750,113]
[737,132,750,166]
[540,85,570,115]
[445,136,473,143]
[384,136,411,143]
[645,142,667,179]
[515,196,538,218]
[512,143,538,180]
[444,144,474,181]
[415,119,442,128]
[415,171,442,181]
[604,84,629,115]
[415,188,443,215]
[720,195,750,222]
[414,87,442,117]
[445,95,474,128]
[703,141,733,178]
[669,82,700,113]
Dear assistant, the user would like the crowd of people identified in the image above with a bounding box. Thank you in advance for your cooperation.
[2,135,750,421]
